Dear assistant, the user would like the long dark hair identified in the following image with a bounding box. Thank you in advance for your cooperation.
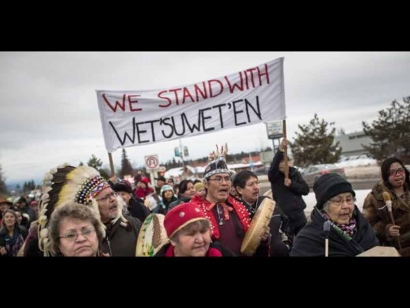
[381,157,410,189]
[178,180,194,198]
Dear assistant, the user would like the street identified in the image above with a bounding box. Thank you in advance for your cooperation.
[258,176,380,195]
[257,176,380,217]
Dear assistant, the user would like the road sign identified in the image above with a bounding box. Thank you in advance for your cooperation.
[265,121,283,139]
[145,155,159,170]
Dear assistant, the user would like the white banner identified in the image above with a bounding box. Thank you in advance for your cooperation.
[96,57,286,153]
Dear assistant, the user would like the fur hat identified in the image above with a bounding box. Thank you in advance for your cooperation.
[164,202,207,238]
[313,173,355,209]
[194,182,204,191]
[38,164,120,256]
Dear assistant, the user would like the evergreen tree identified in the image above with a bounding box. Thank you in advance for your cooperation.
[79,162,84,166]
[290,114,342,167]
[87,154,103,170]
[86,154,110,179]
[0,164,7,195]
[119,148,134,178]
[99,168,111,180]
[363,96,410,164]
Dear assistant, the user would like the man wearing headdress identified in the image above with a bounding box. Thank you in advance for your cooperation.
[37,165,141,256]
[190,151,270,256]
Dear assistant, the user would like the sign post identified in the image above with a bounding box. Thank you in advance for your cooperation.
[145,155,159,185]
[265,121,283,153]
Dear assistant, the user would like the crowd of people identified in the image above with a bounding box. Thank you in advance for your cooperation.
[0,138,409,257]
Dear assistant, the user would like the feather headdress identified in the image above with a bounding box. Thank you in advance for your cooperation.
[38,164,120,256]
[204,144,233,179]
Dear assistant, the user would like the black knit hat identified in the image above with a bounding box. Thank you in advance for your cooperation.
[313,173,355,209]
[113,182,132,194]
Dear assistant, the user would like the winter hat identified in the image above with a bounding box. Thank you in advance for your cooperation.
[160,185,174,195]
[313,173,355,209]
[113,182,132,194]
[164,202,207,238]
[140,177,151,185]
[0,196,12,206]
[194,182,204,191]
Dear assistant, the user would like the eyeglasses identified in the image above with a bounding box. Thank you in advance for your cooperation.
[59,227,96,242]
[329,196,356,206]
[208,176,231,184]
[389,168,405,177]
[96,191,117,202]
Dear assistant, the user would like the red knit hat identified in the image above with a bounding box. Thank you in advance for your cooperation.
[164,202,207,238]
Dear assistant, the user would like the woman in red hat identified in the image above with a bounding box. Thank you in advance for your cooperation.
[154,202,234,256]
[134,177,154,200]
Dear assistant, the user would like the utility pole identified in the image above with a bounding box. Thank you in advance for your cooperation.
[179,139,185,172]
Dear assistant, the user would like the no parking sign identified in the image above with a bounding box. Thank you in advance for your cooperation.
[145,155,159,170]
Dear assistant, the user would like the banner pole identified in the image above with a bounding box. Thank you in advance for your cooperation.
[282,119,289,179]
[108,152,115,177]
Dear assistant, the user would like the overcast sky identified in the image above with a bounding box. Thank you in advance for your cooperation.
[1,52,409,184]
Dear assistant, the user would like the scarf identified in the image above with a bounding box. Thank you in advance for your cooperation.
[321,212,357,238]
[164,244,222,257]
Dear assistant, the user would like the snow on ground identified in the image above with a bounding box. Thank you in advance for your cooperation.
[303,189,371,217]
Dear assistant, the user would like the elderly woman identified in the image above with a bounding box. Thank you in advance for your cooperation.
[291,173,378,256]
[49,202,106,257]
[0,209,25,257]
[363,157,410,256]
[154,202,234,256]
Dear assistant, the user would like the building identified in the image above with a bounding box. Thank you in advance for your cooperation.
[334,131,372,157]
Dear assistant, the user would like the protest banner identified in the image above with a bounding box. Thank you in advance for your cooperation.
[96,57,286,153]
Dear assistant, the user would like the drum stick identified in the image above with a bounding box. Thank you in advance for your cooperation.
[383,192,402,250]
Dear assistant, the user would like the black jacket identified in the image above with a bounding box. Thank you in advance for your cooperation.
[240,196,293,256]
[129,196,150,223]
[101,215,142,256]
[268,150,309,218]
[290,207,379,257]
